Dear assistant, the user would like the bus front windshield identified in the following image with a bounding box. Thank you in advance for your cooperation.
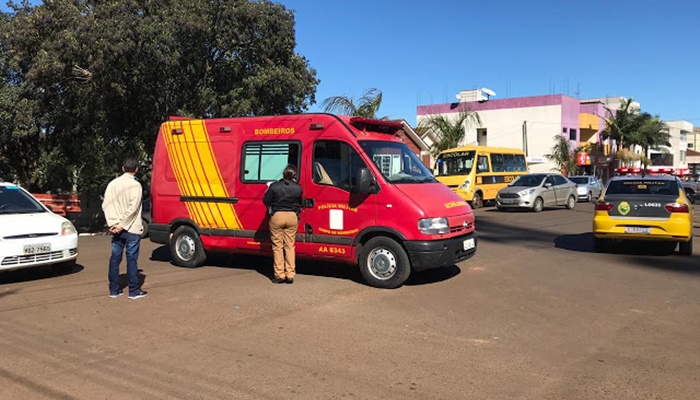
[435,151,475,177]
[359,141,436,184]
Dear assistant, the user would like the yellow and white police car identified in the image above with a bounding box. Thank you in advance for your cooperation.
[593,173,694,255]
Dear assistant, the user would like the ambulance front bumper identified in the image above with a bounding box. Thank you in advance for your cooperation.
[404,232,477,271]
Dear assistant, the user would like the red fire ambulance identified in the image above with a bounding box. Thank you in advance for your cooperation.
[149,114,477,288]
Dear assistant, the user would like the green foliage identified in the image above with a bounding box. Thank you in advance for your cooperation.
[544,134,579,176]
[418,107,481,157]
[601,98,668,167]
[0,0,318,193]
[321,88,384,119]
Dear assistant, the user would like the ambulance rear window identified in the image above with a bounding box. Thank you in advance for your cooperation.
[606,179,678,196]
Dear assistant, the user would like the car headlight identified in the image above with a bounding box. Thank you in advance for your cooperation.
[61,221,77,236]
[517,188,536,196]
[460,179,471,190]
[418,217,449,235]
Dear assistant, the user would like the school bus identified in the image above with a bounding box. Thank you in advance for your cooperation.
[434,145,528,208]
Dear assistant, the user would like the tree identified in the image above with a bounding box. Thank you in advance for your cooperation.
[544,134,579,176]
[631,113,669,168]
[1,0,319,193]
[418,107,481,157]
[601,98,642,151]
[321,88,384,119]
[601,98,670,168]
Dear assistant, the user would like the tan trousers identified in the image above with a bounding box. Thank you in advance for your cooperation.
[269,211,298,279]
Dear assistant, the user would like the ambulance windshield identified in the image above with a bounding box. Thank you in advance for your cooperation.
[359,141,436,184]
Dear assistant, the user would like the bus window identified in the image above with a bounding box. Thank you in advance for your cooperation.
[491,153,504,172]
[477,155,490,173]
[514,154,527,172]
[504,154,516,172]
[435,151,475,176]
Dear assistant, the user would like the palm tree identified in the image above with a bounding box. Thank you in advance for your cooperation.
[544,134,579,176]
[601,98,643,151]
[321,88,385,119]
[633,113,669,168]
[418,107,481,157]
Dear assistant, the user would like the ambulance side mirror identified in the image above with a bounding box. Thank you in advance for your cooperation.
[357,168,379,194]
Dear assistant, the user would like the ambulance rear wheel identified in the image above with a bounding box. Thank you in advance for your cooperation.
[170,226,207,268]
[359,237,411,289]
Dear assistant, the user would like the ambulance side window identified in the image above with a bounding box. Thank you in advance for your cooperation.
[242,142,300,182]
[313,140,367,191]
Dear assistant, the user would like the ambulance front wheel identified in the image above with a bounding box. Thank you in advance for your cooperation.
[170,226,207,268]
[359,237,411,289]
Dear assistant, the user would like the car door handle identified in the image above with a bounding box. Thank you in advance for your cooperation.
[303,198,315,208]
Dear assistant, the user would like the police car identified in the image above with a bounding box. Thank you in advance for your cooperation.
[592,172,694,255]
[0,180,79,272]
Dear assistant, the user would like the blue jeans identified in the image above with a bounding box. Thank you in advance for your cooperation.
[109,231,141,295]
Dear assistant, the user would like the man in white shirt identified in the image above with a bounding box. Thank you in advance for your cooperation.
[102,159,147,299]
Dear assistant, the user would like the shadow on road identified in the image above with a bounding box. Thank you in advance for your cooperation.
[476,212,700,274]
[554,232,678,256]
[404,265,461,286]
[150,245,460,287]
[0,263,84,285]
[118,269,147,292]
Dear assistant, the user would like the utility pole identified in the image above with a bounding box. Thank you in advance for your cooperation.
[522,121,528,156]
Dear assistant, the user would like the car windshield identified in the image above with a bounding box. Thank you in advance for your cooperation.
[359,141,436,184]
[434,150,475,177]
[510,174,546,187]
[569,177,589,185]
[0,185,47,214]
[606,179,679,196]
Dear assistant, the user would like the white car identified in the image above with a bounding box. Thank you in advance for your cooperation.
[568,175,603,202]
[0,181,78,273]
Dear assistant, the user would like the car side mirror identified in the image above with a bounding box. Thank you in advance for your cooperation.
[357,168,379,194]
[544,183,552,188]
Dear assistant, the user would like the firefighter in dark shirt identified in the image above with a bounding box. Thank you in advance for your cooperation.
[263,164,303,284]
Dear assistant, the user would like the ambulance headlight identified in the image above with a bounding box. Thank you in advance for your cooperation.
[418,218,449,235]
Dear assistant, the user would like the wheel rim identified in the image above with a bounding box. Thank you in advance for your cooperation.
[367,247,397,280]
[534,198,543,211]
[568,196,575,208]
[473,194,482,209]
[175,234,196,262]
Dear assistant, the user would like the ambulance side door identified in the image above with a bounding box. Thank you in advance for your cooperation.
[302,139,376,260]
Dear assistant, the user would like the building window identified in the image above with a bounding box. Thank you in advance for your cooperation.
[680,150,686,163]
[569,128,577,141]
[477,128,487,147]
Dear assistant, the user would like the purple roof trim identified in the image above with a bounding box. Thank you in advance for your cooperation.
[417,94,577,115]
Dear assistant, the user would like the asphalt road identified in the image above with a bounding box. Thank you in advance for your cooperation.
[1,203,699,399]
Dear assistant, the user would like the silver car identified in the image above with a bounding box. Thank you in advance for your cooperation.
[568,175,603,202]
[496,173,578,212]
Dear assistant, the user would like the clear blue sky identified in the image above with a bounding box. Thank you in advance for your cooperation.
[278,0,700,125]
[3,1,698,125]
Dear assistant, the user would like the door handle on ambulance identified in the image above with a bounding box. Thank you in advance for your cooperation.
[303,198,315,208]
